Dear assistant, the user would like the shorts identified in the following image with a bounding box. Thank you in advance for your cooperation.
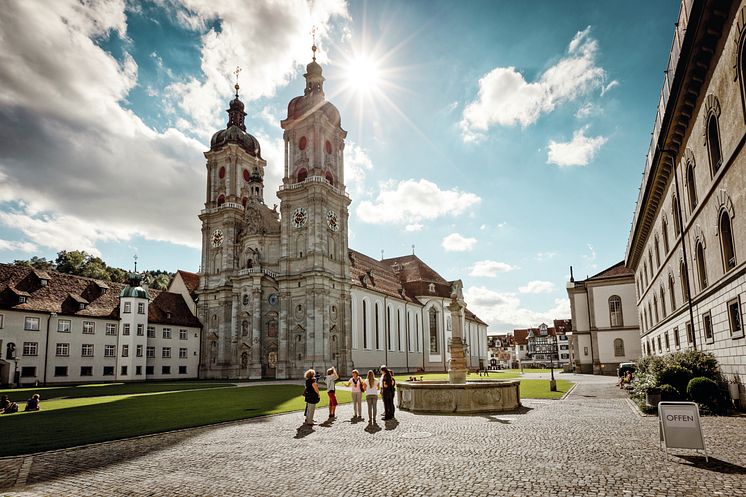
[328,391,338,407]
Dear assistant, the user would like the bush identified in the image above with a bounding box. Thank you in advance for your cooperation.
[687,377,719,406]
[673,350,720,381]
[658,384,680,401]
[657,365,693,399]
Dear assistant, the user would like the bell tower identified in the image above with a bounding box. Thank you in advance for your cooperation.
[277,42,352,377]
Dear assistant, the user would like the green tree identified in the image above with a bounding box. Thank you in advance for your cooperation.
[13,256,55,270]
[54,250,88,275]
[151,273,170,290]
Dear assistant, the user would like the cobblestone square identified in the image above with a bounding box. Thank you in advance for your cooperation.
[1,376,745,496]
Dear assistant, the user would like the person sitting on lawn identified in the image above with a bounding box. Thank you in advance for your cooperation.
[24,393,40,411]
[1,395,18,414]
[0,395,9,411]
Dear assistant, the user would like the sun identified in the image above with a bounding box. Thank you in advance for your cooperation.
[344,56,381,93]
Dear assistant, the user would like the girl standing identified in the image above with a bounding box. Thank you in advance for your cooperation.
[347,369,364,419]
[304,369,320,426]
[325,366,339,419]
[364,370,380,425]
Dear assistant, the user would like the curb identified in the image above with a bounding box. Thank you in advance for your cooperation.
[559,383,577,400]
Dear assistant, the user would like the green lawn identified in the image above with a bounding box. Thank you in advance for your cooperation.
[0,384,350,457]
[519,379,573,399]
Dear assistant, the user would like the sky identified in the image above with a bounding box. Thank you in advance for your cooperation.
[0,0,680,333]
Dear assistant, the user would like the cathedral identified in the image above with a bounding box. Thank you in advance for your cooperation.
[197,46,488,380]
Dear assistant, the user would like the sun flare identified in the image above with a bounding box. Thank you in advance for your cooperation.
[345,56,381,93]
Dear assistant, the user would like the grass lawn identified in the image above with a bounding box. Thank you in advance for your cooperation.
[0,384,350,457]
[519,379,573,399]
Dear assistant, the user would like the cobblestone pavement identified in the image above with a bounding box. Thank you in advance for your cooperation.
[2,375,745,497]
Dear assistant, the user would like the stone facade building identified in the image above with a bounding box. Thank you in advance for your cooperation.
[0,265,201,386]
[197,48,488,380]
[567,262,640,375]
[626,0,746,396]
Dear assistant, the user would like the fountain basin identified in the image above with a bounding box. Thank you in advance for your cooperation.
[397,379,521,414]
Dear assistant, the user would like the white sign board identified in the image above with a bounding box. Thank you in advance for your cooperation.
[658,401,708,461]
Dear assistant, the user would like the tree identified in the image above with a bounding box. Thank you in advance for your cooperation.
[54,250,88,275]
[151,273,170,290]
[13,256,55,270]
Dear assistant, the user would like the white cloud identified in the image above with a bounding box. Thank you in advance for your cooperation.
[357,179,481,225]
[479,224,487,230]
[535,251,557,261]
[405,223,424,232]
[465,286,570,331]
[344,141,374,194]
[575,102,597,118]
[601,80,619,96]
[582,243,598,270]
[547,127,607,167]
[441,233,477,252]
[518,280,555,294]
[0,238,37,253]
[460,26,607,142]
[469,260,517,277]
[166,0,348,139]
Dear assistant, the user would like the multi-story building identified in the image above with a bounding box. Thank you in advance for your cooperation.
[567,262,641,375]
[487,333,516,369]
[0,265,201,386]
[626,0,746,396]
[197,44,488,379]
[513,321,572,369]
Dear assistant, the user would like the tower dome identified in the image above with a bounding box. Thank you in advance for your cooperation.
[210,84,262,157]
[119,272,149,299]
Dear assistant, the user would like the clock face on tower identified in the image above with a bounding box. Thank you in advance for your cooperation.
[211,228,224,247]
[326,210,339,231]
[292,207,308,228]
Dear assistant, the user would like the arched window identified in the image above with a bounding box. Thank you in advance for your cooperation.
[648,251,654,276]
[325,172,334,186]
[386,306,392,350]
[660,287,667,319]
[429,307,439,353]
[613,338,625,357]
[653,295,659,323]
[672,195,682,235]
[216,194,225,206]
[679,260,690,300]
[362,300,368,349]
[720,210,736,271]
[374,303,380,350]
[643,308,649,331]
[686,162,697,212]
[297,168,308,183]
[397,309,402,352]
[707,115,722,174]
[654,236,661,267]
[662,218,670,254]
[696,241,708,290]
[639,313,644,332]
[643,262,649,287]
[608,295,623,327]
[647,302,652,328]
[668,274,676,311]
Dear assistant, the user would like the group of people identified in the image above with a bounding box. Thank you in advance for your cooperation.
[0,393,40,414]
[303,365,397,426]
[617,371,634,389]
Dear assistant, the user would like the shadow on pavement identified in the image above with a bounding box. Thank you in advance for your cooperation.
[294,424,314,439]
[678,456,746,474]
[364,422,382,434]
[384,418,399,430]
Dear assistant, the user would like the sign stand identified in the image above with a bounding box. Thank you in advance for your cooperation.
[658,401,708,462]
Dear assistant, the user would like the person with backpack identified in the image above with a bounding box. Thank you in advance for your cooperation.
[303,369,320,426]
[363,370,380,425]
[380,365,396,420]
[347,369,364,420]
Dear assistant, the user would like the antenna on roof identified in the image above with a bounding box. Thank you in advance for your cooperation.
[412,244,415,255]
[569,265,574,283]
[380,249,384,261]
[133,254,138,273]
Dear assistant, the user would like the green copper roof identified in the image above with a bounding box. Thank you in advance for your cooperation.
[119,286,149,299]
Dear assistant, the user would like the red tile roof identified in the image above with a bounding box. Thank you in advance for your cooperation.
[176,270,200,297]
[584,261,633,281]
[0,264,200,327]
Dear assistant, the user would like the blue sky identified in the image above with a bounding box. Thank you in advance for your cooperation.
[0,0,679,331]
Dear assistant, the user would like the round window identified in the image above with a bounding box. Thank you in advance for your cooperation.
[243,169,250,181]
[299,136,307,150]
[219,166,226,179]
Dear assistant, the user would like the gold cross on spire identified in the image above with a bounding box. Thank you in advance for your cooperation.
[233,66,242,96]
[311,25,317,60]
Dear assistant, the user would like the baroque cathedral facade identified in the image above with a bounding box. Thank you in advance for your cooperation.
[197,48,488,380]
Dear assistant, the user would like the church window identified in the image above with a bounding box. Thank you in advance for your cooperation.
[613,338,625,357]
[720,210,736,271]
[386,306,392,351]
[217,194,225,207]
[325,140,332,155]
[707,115,722,174]
[219,166,226,179]
[696,241,707,290]
[397,309,402,352]
[299,136,307,150]
[243,169,250,182]
[297,168,307,183]
[362,300,368,349]
[416,314,421,352]
[375,303,381,350]
[325,171,334,186]
[429,307,439,353]
[608,296,623,327]
[686,162,697,212]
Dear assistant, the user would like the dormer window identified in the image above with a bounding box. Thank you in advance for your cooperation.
[166,312,172,320]
[18,296,27,304]
[79,303,86,310]
[428,283,435,293]
[40,279,48,287]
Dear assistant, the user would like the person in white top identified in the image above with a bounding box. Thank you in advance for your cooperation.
[363,370,380,425]
[325,366,339,419]
[347,369,364,420]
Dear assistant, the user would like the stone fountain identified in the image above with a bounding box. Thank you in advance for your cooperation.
[397,281,521,414]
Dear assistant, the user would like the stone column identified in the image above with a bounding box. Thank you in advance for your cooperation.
[250,287,262,379]
[447,298,467,384]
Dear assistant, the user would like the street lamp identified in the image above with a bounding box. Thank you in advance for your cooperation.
[549,333,558,392]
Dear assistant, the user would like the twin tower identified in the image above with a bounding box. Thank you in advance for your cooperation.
[197,48,351,379]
